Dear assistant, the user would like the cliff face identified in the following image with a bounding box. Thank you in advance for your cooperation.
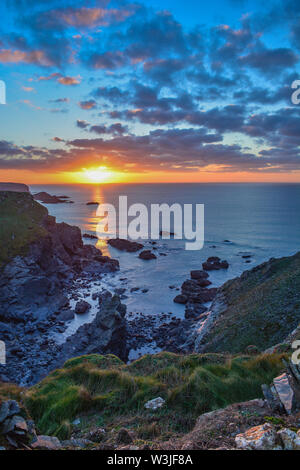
[0,191,124,386]
[0,191,119,323]
[0,183,29,193]
[194,251,300,354]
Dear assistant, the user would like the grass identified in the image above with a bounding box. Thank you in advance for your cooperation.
[202,252,300,353]
[0,191,48,267]
[22,351,286,440]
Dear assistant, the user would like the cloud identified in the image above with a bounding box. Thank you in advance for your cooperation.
[54,7,133,28]
[37,73,81,85]
[78,99,97,110]
[84,51,126,70]
[76,119,90,128]
[0,48,54,66]
[240,47,299,74]
[49,97,70,103]
[90,122,129,135]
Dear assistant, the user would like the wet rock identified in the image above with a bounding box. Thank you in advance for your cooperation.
[82,233,98,240]
[173,294,188,305]
[108,238,143,252]
[190,270,209,280]
[202,257,229,271]
[75,300,91,314]
[139,250,157,260]
[57,309,75,322]
[185,303,207,319]
[62,294,127,361]
[181,280,217,303]
[33,192,68,204]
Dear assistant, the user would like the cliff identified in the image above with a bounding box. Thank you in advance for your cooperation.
[0,191,124,386]
[0,183,29,193]
[193,251,300,354]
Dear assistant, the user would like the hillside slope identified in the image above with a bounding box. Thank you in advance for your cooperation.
[195,251,300,353]
[0,191,48,266]
[23,352,285,441]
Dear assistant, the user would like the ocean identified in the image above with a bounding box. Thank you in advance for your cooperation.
[30,183,300,349]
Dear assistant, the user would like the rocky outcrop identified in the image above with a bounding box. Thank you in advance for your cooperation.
[0,192,121,385]
[202,257,229,271]
[75,300,91,314]
[262,360,300,415]
[139,250,157,260]
[0,213,118,324]
[33,192,72,204]
[235,424,300,450]
[0,399,36,449]
[62,292,127,361]
[107,238,143,252]
[173,270,217,320]
[0,182,29,193]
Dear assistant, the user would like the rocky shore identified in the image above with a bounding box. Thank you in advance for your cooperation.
[0,191,123,385]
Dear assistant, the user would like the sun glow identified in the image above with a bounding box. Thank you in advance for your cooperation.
[82,166,113,183]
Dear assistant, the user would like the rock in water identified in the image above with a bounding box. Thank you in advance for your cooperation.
[202,257,229,271]
[33,192,69,204]
[139,250,157,260]
[190,270,209,280]
[173,295,188,305]
[108,238,143,252]
[75,300,91,315]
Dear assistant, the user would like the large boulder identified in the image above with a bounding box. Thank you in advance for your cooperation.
[62,293,127,361]
[202,257,229,271]
[75,300,91,315]
[108,238,143,252]
[235,424,277,450]
[139,250,157,260]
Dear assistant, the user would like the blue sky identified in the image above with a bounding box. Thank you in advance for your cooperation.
[0,0,299,182]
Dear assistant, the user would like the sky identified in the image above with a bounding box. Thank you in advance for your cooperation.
[0,0,300,184]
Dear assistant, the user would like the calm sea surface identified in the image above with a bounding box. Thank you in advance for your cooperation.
[30,183,300,320]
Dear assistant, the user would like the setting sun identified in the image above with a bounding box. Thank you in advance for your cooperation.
[83,167,113,183]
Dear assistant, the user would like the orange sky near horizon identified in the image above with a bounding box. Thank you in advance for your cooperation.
[1,168,300,185]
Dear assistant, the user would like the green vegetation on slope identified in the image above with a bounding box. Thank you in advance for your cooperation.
[202,252,300,354]
[23,351,286,439]
[0,191,48,267]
